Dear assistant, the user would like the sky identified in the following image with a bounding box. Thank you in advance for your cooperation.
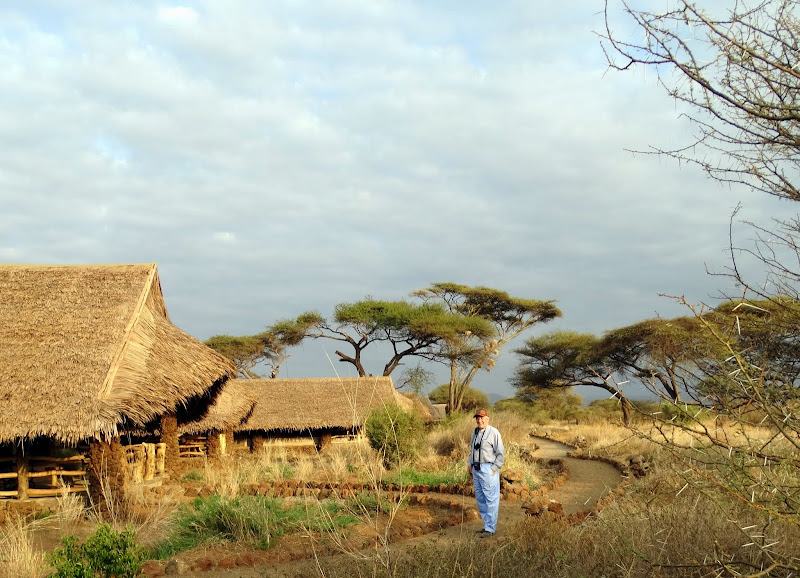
[1,1,795,403]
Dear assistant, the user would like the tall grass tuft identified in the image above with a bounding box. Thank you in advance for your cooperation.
[0,517,46,578]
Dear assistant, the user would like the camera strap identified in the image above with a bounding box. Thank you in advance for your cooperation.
[472,427,487,466]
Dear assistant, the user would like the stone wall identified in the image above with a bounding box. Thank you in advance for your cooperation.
[87,438,127,506]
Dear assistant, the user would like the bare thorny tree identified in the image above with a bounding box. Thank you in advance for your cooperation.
[602,1,800,575]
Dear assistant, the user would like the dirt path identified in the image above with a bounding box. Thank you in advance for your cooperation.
[175,438,623,578]
[536,438,623,515]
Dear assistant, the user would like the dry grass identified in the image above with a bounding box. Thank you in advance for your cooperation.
[0,517,47,578]
[303,458,800,578]
[55,484,88,532]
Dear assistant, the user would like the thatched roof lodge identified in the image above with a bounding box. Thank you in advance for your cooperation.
[179,380,257,460]
[180,380,257,436]
[0,263,236,500]
[235,377,414,451]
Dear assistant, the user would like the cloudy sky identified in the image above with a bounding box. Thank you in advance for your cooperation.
[1,1,794,401]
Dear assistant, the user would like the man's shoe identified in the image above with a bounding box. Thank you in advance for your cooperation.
[478,530,495,537]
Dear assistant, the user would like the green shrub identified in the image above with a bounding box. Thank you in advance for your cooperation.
[48,524,144,578]
[428,384,489,411]
[180,469,203,482]
[364,403,424,467]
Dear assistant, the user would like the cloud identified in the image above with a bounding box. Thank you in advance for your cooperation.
[1,0,795,400]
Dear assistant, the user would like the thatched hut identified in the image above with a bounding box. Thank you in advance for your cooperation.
[0,263,236,502]
[235,377,414,452]
[179,380,257,461]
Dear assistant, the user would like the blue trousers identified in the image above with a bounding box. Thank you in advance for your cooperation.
[472,464,500,533]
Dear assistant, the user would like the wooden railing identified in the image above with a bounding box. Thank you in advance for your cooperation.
[0,455,88,499]
[179,435,207,458]
[124,442,166,483]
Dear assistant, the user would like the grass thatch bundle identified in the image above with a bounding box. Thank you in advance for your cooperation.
[236,377,415,433]
[0,263,236,444]
[180,379,257,434]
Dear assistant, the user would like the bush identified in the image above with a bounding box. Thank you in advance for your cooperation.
[364,403,424,467]
[48,524,144,578]
[494,394,582,422]
[428,384,489,411]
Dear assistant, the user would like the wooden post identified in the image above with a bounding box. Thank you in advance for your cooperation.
[87,438,128,507]
[155,443,166,475]
[143,443,156,481]
[252,435,265,453]
[16,454,29,500]
[161,414,180,477]
[316,431,332,452]
[132,445,145,483]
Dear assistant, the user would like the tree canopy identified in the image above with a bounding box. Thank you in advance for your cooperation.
[414,283,562,413]
[285,298,494,377]
[512,317,727,423]
[205,315,316,379]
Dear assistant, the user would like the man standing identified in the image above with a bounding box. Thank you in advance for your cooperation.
[467,408,505,536]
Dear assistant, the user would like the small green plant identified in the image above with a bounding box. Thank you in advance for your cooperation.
[344,491,394,515]
[365,403,424,467]
[47,524,144,578]
[180,469,204,483]
[151,494,358,559]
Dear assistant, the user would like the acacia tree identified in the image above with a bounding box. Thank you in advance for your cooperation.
[602,0,800,202]
[204,334,266,378]
[603,3,800,570]
[285,299,494,378]
[512,317,727,424]
[512,331,633,422]
[396,364,436,395]
[413,283,561,413]
[205,316,316,379]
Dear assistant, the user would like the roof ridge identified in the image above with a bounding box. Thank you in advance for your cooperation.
[97,263,159,399]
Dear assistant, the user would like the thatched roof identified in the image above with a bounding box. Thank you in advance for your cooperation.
[180,380,257,434]
[236,377,415,433]
[400,392,436,422]
[0,263,237,444]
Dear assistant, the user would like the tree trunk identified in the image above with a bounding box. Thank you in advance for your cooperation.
[621,396,632,426]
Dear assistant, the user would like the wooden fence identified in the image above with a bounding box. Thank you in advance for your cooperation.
[0,455,88,499]
[124,442,166,483]
[179,435,207,458]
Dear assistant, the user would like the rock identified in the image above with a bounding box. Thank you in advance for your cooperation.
[217,556,237,569]
[139,561,165,577]
[164,558,191,575]
[465,507,481,521]
[518,445,538,463]
[522,498,564,518]
[501,469,525,484]
[628,455,650,477]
